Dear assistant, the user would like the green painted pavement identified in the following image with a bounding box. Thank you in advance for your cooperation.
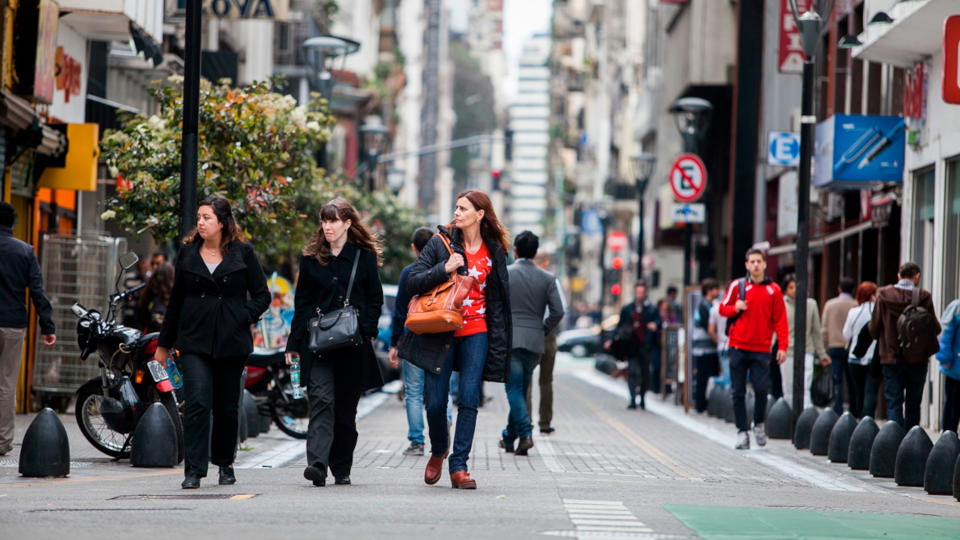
[664,504,960,539]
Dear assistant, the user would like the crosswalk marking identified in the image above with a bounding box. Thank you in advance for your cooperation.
[551,499,666,539]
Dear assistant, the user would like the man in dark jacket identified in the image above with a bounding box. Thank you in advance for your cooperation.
[606,280,661,410]
[0,203,56,455]
[869,262,940,429]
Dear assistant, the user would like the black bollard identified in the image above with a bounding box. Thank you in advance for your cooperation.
[924,431,959,495]
[707,386,722,417]
[258,406,272,434]
[130,403,178,467]
[745,391,755,427]
[810,408,839,456]
[766,398,793,439]
[869,421,905,478]
[723,388,735,423]
[765,396,775,419]
[18,408,69,477]
[954,452,960,501]
[594,355,617,376]
[827,412,858,463]
[237,399,248,443]
[243,390,260,439]
[793,406,818,450]
[847,416,879,470]
[895,425,933,487]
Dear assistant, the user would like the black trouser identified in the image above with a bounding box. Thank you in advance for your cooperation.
[694,353,718,413]
[306,353,362,479]
[627,345,651,405]
[180,353,245,477]
[730,347,770,432]
[769,354,784,400]
[882,362,928,429]
[848,363,880,418]
[943,375,960,433]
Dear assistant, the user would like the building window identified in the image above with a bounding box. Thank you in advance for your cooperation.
[912,167,935,279]
[944,159,960,302]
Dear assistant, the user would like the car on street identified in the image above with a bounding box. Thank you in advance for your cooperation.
[374,284,400,382]
[557,314,620,357]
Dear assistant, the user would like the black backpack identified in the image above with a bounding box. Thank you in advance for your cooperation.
[725,278,746,337]
[896,288,940,364]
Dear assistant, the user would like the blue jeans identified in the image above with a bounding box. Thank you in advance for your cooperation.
[502,348,539,442]
[424,332,488,473]
[729,348,770,432]
[829,347,850,415]
[882,362,928,429]
[402,360,452,445]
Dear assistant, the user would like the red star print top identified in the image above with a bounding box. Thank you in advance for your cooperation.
[455,241,491,337]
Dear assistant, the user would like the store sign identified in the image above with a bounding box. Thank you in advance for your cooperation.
[814,114,906,189]
[177,0,289,19]
[944,16,960,104]
[13,0,60,103]
[55,47,81,103]
[904,62,925,120]
[779,0,811,73]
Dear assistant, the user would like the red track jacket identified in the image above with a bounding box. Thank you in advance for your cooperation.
[719,277,789,354]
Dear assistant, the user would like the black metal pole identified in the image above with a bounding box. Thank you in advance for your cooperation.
[681,134,696,288]
[637,180,645,280]
[793,58,815,420]
[600,214,608,307]
[179,0,201,241]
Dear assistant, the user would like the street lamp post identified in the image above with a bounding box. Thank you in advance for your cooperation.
[178,0,202,242]
[359,116,389,191]
[789,0,833,421]
[668,97,713,287]
[630,154,656,281]
[301,35,360,168]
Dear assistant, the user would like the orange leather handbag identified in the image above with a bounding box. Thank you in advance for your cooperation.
[404,234,477,334]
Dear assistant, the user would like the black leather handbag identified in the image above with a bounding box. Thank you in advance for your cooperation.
[307,252,363,354]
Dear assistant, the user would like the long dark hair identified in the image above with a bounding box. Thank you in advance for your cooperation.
[183,196,247,254]
[139,262,174,312]
[447,189,509,253]
[304,197,382,265]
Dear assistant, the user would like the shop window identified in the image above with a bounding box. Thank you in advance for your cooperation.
[944,159,960,302]
[912,167,935,280]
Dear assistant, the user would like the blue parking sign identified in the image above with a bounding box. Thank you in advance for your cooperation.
[768,131,800,167]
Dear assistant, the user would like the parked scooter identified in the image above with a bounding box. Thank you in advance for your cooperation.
[71,252,184,462]
[245,348,308,439]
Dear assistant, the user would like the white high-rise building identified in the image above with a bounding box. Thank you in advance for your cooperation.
[508,35,550,236]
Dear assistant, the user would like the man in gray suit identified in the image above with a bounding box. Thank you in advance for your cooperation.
[499,231,564,456]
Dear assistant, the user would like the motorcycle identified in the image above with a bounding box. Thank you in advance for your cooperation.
[244,349,309,439]
[71,251,184,462]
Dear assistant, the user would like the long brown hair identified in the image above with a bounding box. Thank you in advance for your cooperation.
[304,197,382,265]
[139,262,175,312]
[183,196,247,254]
[448,189,509,253]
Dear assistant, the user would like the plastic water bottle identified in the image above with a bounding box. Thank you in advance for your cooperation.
[290,358,304,399]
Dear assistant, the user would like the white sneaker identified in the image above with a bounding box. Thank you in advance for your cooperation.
[735,431,750,450]
[754,423,767,447]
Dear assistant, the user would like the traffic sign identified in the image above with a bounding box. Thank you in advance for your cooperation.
[767,131,800,167]
[669,154,707,202]
[606,230,628,251]
[671,203,706,224]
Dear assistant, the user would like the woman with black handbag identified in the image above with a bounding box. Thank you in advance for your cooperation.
[286,198,383,487]
[155,196,271,489]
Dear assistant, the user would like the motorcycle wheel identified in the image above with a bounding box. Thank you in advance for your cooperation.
[75,379,129,458]
[270,392,309,439]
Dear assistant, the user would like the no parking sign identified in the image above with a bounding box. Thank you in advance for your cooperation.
[669,154,707,202]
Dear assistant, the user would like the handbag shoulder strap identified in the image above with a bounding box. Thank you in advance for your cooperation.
[436,233,454,256]
[343,249,361,307]
[910,287,920,308]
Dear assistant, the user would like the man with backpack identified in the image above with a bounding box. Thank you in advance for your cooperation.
[869,262,940,429]
[719,249,789,450]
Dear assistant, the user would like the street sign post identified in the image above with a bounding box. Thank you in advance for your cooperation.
[670,203,706,224]
[668,154,707,202]
[767,131,800,167]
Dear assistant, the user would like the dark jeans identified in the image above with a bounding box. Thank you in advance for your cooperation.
[943,375,960,433]
[849,363,881,419]
[306,353,362,478]
[882,362,928,429]
[829,347,853,415]
[694,353,718,413]
[180,354,245,477]
[627,345,651,406]
[729,348,770,432]
[424,332,487,473]
[503,348,539,442]
[769,354,784,400]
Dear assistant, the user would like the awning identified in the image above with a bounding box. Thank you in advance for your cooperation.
[767,221,874,256]
[852,0,956,67]
[0,90,36,131]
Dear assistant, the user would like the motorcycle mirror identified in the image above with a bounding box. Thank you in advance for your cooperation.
[118,251,140,271]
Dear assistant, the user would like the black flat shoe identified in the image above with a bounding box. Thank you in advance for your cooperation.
[181,474,201,489]
[218,466,236,485]
[304,465,326,487]
[499,437,514,453]
[334,475,351,485]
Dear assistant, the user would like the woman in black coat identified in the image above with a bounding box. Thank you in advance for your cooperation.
[398,189,511,489]
[286,198,383,487]
[156,196,270,489]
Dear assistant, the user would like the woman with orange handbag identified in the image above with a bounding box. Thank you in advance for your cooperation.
[398,190,511,489]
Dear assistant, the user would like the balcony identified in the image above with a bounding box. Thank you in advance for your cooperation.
[852,0,956,67]
[58,0,163,43]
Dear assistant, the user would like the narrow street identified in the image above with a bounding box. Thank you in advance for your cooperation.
[3,355,959,539]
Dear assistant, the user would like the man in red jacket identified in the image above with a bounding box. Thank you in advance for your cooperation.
[719,248,789,449]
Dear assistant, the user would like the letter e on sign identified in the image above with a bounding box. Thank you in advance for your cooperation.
[944,16,960,104]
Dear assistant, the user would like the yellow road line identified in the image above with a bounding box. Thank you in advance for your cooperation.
[565,386,700,480]
[0,469,180,488]
[229,494,256,500]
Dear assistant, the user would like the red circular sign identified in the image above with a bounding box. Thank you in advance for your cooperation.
[669,154,707,202]
[606,230,629,252]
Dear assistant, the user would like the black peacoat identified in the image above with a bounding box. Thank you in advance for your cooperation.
[397,226,511,383]
[286,242,384,392]
[158,241,271,360]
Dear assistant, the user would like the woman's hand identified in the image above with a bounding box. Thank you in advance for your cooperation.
[444,253,465,273]
[154,346,170,364]
[285,351,300,365]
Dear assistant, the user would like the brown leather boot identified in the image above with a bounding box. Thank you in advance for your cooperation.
[450,470,477,489]
[424,450,448,485]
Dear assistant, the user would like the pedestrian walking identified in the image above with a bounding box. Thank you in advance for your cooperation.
[499,231,564,456]
[606,281,661,410]
[936,299,960,433]
[136,261,174,332]
[781,274,830,411]
[822,278,858,415]
[388,227,452,456]
[842,281,880,418]
[155,196,271,489]
[286,198,384,487]
[525,249,565,435]
[707,291,730,388]
[719,249,788,450]
[869,262,940,429]
[0,202,56,456]
[398,189,511,490]
[692,279,721,413]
